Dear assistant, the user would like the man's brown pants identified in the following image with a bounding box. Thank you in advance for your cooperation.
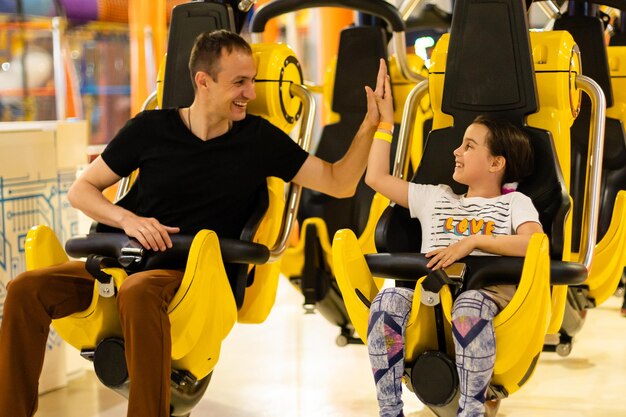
[0,261,183,417]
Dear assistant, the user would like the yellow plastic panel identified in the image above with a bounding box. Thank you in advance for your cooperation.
[357,193,390,256]
[170,230,237,379]
[404,281,455,363]
[248,43,303,133]
[584,191,626,306]
[388,54,428,122]
[526,31,580,333]
[607,46,626,122]
[25,226,123,350]
[51,269,125,351]
[322,55,341,125]
[427,34,454,130]
[527,31,581,190]
[546,285,568,334]
[331,229,382,343]
[281,218,333,280]
[25,225,69,270]
[156,54,166,108]
[237,177,285,323]
[492,233,551,395]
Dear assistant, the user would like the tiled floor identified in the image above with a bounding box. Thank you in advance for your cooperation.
[36,280,626,417]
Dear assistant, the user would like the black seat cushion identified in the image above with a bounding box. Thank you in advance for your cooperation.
[364,253,587,287]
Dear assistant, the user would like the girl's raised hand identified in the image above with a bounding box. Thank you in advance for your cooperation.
[374,59,394,124]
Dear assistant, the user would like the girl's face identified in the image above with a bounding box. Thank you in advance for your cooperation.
[452,123,500,187]
[203,50,257,122]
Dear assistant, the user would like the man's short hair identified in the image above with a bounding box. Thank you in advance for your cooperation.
[472,115,534,184]
[188,29,252,88]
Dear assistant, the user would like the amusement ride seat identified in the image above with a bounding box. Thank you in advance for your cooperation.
[24,1,315,416]
[331,0,600,415]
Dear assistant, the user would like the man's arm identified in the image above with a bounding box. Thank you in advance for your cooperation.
[68,156,179,251]
[290,59,388,198]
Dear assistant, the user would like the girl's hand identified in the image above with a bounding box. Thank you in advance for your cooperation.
[376,61,394,124]
[425,237,476,270]
[365,59,393,128]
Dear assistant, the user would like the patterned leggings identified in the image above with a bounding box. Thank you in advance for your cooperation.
[367,287,500,417]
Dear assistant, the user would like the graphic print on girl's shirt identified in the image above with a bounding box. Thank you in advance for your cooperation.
[407,184,540,256]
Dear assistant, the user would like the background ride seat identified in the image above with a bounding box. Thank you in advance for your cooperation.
[331,1,596,415]
[250,0,427,346]
[548,2,626,350]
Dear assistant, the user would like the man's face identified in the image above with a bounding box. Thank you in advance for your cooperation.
[205,50,257,121]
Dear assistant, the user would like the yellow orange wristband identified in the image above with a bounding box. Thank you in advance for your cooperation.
[374,130,393,143]
[378,122,394,132]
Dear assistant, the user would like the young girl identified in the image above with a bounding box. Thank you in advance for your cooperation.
[366,77,543,417]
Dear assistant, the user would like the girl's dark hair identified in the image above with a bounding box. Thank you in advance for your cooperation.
[188,30,252,89]
[472,115,534,184]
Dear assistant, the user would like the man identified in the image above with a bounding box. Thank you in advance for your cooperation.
[0,30,389,417]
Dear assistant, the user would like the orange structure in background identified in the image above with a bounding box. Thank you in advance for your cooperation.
[128,0,166,115]
[316,8,354,81]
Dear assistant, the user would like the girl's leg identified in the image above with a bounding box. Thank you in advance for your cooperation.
[368,287,414,417]
[451,290,499,417]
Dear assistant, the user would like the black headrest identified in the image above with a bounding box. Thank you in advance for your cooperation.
[553,15,613,107]
[441,0,538,127]
[332,26,388,114]
[161,2,236,109]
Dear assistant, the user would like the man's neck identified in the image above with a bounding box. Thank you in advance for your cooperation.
[188,103,233,141]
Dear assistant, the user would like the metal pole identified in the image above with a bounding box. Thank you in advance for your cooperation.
[575,74,606,270]
[51,17,66,120]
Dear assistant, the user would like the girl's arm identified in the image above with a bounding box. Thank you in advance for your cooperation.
[469,221,543,256]
[364,71,410,208]
[426,221,543,270]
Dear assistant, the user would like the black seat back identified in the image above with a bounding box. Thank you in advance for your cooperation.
[375,0,570,263]
[298,25,391,237]
[554,12,626,248]
[161,1,236,109]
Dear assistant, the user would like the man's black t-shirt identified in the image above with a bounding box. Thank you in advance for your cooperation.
[101,109,309,239]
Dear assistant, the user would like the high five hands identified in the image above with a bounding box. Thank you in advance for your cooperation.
[365,59,394,128]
